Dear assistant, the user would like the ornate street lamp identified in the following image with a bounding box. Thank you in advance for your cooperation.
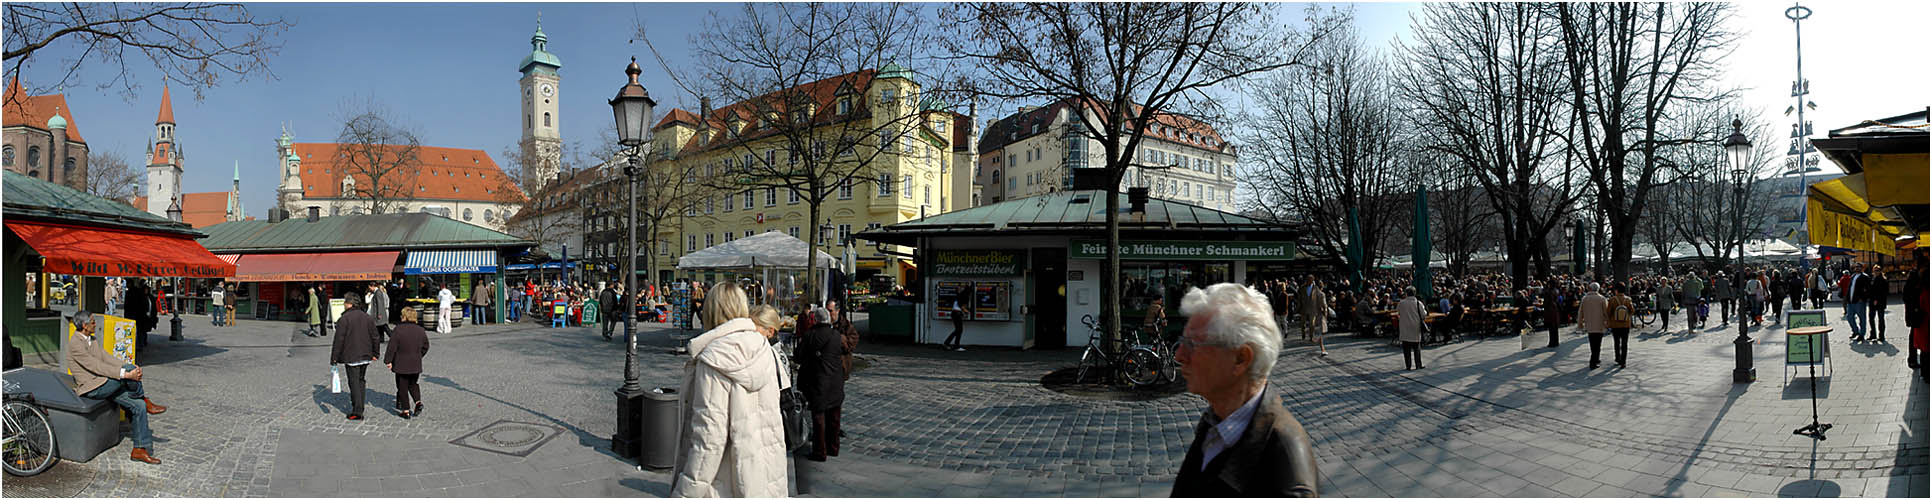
[609,57,657,460]
[1723,118,1755,383]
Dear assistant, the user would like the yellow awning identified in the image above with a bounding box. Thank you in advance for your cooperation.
[1807,175,1901,257]
[1861,152,1930,206]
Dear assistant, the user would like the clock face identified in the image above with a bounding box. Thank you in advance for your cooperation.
[541,84,554,97]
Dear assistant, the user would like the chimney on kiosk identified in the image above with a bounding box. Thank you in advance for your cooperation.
[306,206,320,222]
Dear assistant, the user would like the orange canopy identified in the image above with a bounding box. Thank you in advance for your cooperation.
[232,251,398,282]
[6,220,235,278]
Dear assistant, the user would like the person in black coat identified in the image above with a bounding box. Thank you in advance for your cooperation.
[385,308,430,419]
[1869,266,1891,342]
[794,308,847,462]
[330,294,381,420]
[125,280,154,346]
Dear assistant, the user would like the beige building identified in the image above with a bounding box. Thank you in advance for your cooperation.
[974,98,1236,211]
[645,65,976,286]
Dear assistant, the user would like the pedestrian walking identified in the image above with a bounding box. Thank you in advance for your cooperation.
[943,300,967,351]
[1655,279,1676,332]
[1607,283,1634,368]
[1170,283,1318,497]
[1680,271,1704,331]
[471,281,490,325]
[1904,253,1928,379]
[366,282,390,344]
[436,283,455,334]
[1869,266,1890,342]
[1397,287,1427,370]
[1269,282,1290,340]
[105,278,122,314]
[210,284,226,327]
[67,310,169,464]
[1846,264,1873,341]
[330,294,381,420]
[1769,270,1787,323]
[599,284,620,340]
[1542,285,1563,348]
[222,284,238,327]
[793,307,847,462]
[385,308,430,419]
[1743,271,1765,327]
[1307,281,1329,356]
[305,286,324,337]
[670,282,788,497]
[1579,283,1608,369]
[1713,272,1734,326]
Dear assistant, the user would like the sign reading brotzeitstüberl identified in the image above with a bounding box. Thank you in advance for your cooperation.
[933,249,1027,276]
[1071,240,1298,261]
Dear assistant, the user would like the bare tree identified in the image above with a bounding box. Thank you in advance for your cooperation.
[1242,10,1410,281]
[332,101,420,215]
[1553,2,1739,281]
[1397,2,1581,287]
[1663,108,1780,267]
[945,2,1338,343]
[3,3,288,102]
[662,2,959,301]
[84,150,140,201]
[1428,158,1498,277]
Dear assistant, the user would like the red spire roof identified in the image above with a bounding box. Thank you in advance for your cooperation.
[156,85,175,124]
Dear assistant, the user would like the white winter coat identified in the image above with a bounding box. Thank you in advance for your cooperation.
[670,318,791,498]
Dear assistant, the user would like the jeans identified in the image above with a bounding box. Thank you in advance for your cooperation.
[1870,302,1887,338]
[1846,302,1869,338]
[1610,328,1630,366]
[212,306,225,326]
[943,322,964,349]
[81,369,151,448]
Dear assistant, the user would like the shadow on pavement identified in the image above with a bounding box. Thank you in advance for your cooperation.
[1848,341,1901,358]
[1782,373,1831,400]
[619,476,671,495]
[1662,383,1751,496]
[421,374,624,462]
[135,338,229,366]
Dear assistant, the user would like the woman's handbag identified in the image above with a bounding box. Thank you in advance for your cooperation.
[773,350,811,452]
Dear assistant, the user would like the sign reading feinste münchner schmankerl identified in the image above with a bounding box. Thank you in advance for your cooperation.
[1071,240,1298,261]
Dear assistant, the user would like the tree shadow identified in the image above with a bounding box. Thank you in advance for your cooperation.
[421,374,623,461]
[1659,383,1751,497]
[618,476,671,496]
[135,337,229,366]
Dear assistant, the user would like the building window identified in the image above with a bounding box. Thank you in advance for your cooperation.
[1007,154,1015,166]
[725,193,735,212]
[1008,177,1017,191]
[463,208,473,221]
[660,240,670,256]
[744,230,753,238]
[924,185,931,205]
[705,197,714,214]
[688,235,697,252]
[991,169,1000,183]
[484,209,494,222]
[879,130,894,152]
[838,224,852,245]
[543,112,551,127]
[838,98,851,115]
[725,232,735,243]
[839,179,853,199]
[765,150,776,166]
[527,114,532,129]
[880,88,896,105]
[788,226,799,239]
[744,191,755,209]
[1026,173,1033,186]
[903,175,913,199]
[706,233,714,248]
[62,157,75,178]
[765,188,777,206]
[788,187,800,204]
[878,173,893,196]
[744,154,755,170]
[28,146,41,169]
[2,146,12,167]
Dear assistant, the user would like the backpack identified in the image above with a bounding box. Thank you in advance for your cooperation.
[1611,301,1632,324]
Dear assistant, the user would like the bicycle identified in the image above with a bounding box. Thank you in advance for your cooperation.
[1074,315,1173,387]
[3,389,58,477]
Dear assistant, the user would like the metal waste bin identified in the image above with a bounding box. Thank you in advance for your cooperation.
[639,387,681,469]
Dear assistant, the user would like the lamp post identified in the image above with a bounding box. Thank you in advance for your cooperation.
[166,201,184,341]
[609,57,657,460]
[1724,117,1756,383]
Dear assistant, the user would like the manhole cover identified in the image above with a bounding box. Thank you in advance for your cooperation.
[450,420,566,457]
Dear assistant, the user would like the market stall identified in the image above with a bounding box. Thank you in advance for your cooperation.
[677,231,839,314]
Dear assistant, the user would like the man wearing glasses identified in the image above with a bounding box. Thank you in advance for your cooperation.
[1171,283,1318,497]
[66,310,168,464]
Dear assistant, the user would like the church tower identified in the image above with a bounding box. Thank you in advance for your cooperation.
[145,85,183,217]
[517,14,564,190]
[275,126,304,217]
[225,161,245,222]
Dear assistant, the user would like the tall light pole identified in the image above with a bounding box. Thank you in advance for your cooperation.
[1786,3,1815,270]
[1724,118,1756,383]
[609,57,657,459]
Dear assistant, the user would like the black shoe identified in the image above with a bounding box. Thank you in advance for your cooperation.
[414,402,423,416]
[399,410,412,419]
[1589,364,1599,369]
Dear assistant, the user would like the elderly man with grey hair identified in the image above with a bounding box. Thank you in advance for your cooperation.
[795,306,848,461]
[1578,282,1609,370]
[1171,283,1318,497]
[67,309,168,464]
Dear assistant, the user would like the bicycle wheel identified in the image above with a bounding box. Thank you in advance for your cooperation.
[1075,346,1104,384]
[1121,348,1163,387]
[3,401,58,477]
[1638,309,1656,326]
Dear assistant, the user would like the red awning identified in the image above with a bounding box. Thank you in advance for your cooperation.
[218,254,242,265]
[233,251,399,282]
[6,220,235,278]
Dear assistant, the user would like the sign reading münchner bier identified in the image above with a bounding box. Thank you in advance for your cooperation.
[933,249,1026,276]
[1072,240,1298,261]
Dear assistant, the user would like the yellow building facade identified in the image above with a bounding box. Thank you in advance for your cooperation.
[645,66,976,289]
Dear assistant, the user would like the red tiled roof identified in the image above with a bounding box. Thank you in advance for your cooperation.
[654,109,702,130]
[155,85,175,124]
[662,70,879,153]
[2,78,87,143]
[126,192,239,228]
[290,143,525,204]
[978,97,1228,155]
[509,167,603,223]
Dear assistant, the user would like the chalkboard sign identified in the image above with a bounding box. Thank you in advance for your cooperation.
[1786,310,1829,366]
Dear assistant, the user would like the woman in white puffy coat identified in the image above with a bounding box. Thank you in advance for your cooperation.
[671,282,791,497]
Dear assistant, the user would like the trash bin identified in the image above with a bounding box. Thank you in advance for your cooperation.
[638,387,681,469]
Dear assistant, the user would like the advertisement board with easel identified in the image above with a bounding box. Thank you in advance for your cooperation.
[1784,309,1832,384]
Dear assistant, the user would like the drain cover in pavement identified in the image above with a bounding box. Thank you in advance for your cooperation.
[449,420,567,457]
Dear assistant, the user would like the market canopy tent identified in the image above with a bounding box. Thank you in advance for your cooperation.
[3,171,232,278]
[1805,110,1929,255]
[677,231,837,270]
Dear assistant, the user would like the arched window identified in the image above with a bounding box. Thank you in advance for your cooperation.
[63,158,75,178]
[484,209,494,222]
[27,146,41,169]
[2,145,13,166]
[991,169,1000,182]
[543,112,551,127]
[341,177,355,194]
[463,208,474,221]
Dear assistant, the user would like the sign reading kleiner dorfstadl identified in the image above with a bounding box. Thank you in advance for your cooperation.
[1072,239,1298,261]
[932,249,1026,276]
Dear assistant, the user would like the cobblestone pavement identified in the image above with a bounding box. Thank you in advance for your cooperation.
[4,304,1925,497]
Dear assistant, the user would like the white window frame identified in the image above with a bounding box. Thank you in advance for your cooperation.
[788,187,801,204]
[765,188,777,207]
[744,191,755,210]
[725,193,735,212]
[839,179,853,199]
[902,175,913,199]
[838,224,852,245]
[687,235,697,252]
[878,173,893,197]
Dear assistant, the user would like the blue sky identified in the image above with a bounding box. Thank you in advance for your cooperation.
[13,1,1921,216]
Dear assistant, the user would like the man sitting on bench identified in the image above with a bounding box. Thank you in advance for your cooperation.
[67,310,168,464]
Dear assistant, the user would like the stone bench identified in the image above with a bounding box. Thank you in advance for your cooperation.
[3,367,123,462]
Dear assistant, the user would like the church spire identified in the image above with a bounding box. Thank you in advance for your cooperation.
[156,85,175,124]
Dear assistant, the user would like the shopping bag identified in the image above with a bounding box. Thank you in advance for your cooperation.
[330,364,344,394]
[1521,328,1545,350]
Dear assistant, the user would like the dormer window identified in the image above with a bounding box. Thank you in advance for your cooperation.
[838,98,851,115]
